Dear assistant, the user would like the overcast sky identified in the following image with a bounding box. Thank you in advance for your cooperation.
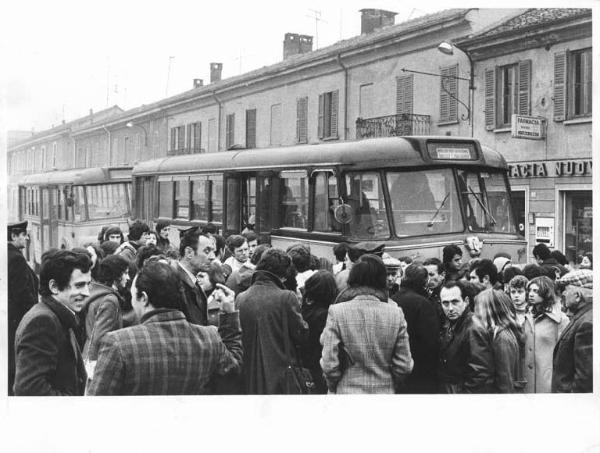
[0,0,591,132]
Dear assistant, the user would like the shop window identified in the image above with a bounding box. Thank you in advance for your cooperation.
[564,191,592,264]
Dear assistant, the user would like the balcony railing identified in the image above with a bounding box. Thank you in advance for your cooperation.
[167,146,205,156]
[356,113,430,139]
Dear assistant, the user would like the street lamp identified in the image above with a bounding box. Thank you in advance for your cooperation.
[126,121,148,146]
[437,41,475,135]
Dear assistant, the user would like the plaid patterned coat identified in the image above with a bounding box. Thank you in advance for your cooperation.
[87,308,242,395]
[320,295,413,394]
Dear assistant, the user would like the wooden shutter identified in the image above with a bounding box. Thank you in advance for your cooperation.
[484,67,496,130]
[440,65,458,122]
[170,127,176,151]
[518,59,532,115]
[296,97,308,143]
[178,127,185,150]
[318,93,324,139]
[186,124,192,151]
[396,75,413,115]
[246,109,256,149]
[553,51,567,122]
[226,114,235,149]
[194,122,202,152]
[330,90,339,138]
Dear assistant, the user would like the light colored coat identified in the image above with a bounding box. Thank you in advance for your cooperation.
[523,309,569,393]
[320,295,413,394]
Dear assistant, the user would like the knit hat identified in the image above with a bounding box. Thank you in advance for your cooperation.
[558,269,593,289]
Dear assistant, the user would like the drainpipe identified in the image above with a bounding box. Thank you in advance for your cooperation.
[212,91,222,151]
[336,53,348,140]
[102,125,111,164]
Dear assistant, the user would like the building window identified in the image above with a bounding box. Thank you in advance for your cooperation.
[296,97,308,144]
[170,126,185,151]
[484,60,531,130]
[246,109,256,149]
[208,118,217,152]
[270,104,281,146]
[226,114,235,149]
[396,75,413,115]
[359,83,374,119]
[186,122,202,153]
[318,90,339,140]
[554,48,593,121]
[439,65,458,123]
[563,190,592,264]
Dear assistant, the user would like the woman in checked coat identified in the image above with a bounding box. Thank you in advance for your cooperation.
[320,254,413,394]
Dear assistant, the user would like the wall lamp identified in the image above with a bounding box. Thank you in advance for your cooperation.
[126,121,148,146]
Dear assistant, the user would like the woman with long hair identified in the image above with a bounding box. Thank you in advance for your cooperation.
[320,254,413,394]
[523,276,569,393]
[474,289,526,393]
[299,270,338,394]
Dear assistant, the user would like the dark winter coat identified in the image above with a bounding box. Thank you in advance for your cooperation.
[7,243,39,394]
[236,270,309,394]
[300,301,329,393]
[438,310,494,393]
[552,303,593,393]
[392,287,440,393]
[14,295,86,396]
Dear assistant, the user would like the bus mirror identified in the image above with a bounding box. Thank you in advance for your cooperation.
[334,204,353,224]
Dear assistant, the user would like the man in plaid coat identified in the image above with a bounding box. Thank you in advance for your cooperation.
[87,261,242,395]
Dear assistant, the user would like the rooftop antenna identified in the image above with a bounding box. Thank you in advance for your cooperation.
[233,49,256,74]
[106,56,110,106]
[306,9,327,49]
[166,56,174,97]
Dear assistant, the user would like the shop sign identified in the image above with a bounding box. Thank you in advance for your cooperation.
[511,115,546,140]
[508,159,592,178]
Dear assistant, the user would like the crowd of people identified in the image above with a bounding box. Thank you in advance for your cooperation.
[7,219,593,395]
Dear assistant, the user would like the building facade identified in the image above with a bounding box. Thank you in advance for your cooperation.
[457,8,592,264]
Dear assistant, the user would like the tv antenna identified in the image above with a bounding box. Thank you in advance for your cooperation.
[306,9,327,49]
[166,56,175,96]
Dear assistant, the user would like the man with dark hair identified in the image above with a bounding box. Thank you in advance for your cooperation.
[287,243,315,291]
[522,263,543,281]
[116,220,150,263]
[438,280,493,393]
[223,235,249,274]
[423,257,445,301]
[468,258,499,290]
[7,220,39,395]
[335,242,385,291]
[14,249,92,395]
[392,264,440,393]
[225,243,271,295]
[237,248,309,394]
[532,243,552,265]
[241,230,258,260]
[175,231,216,326]
[87,261,242,395]
[442,244,465,281]
[332,242,348,275]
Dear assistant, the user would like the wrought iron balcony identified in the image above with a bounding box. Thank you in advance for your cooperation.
[356,113,430,139]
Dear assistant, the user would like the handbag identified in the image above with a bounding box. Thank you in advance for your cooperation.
[277,301,316,395]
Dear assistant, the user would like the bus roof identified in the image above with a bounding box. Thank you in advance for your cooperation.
[18,166,132,186]
[133,137,507,176]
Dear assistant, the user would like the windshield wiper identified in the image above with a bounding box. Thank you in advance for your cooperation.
[468,185,496,226]
[427,192,450,227]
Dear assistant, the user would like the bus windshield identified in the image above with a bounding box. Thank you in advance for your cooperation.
[86,183,131,220]
[457,170,516,234]
[387,168,463,237]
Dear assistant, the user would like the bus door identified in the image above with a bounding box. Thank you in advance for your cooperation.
[224,172,270,235]
[40,185,59,251]
[135,176,154,223]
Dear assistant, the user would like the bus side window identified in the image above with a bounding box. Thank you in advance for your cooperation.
[313,171,341,233]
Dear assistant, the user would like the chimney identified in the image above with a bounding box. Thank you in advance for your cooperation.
[62,119,66,125]
[360,9,397,34]
[89,108,93,116]
[283,33,313,59]
[210,63,222,83]
[193,78,204,88]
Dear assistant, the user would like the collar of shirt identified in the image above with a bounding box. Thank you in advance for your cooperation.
[178,262,197,285]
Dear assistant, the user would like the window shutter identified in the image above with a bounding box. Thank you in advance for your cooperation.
[296,97,308,143]
[318,94,324,139]
[439,65,458,122]
[170,127,176,151]
[518,59,532,115]
[178,127,185,150]
[484,67,496,130]
[246,109,256,149]
[186,124,192,151]
[330,90,339,138]
[553,51,567,122]
[396,75,413,115]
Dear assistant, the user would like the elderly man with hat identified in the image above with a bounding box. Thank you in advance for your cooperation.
[7,220,39,395]
[552,269,593,393]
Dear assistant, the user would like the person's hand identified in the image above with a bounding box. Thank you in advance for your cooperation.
[214,283,236,313]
